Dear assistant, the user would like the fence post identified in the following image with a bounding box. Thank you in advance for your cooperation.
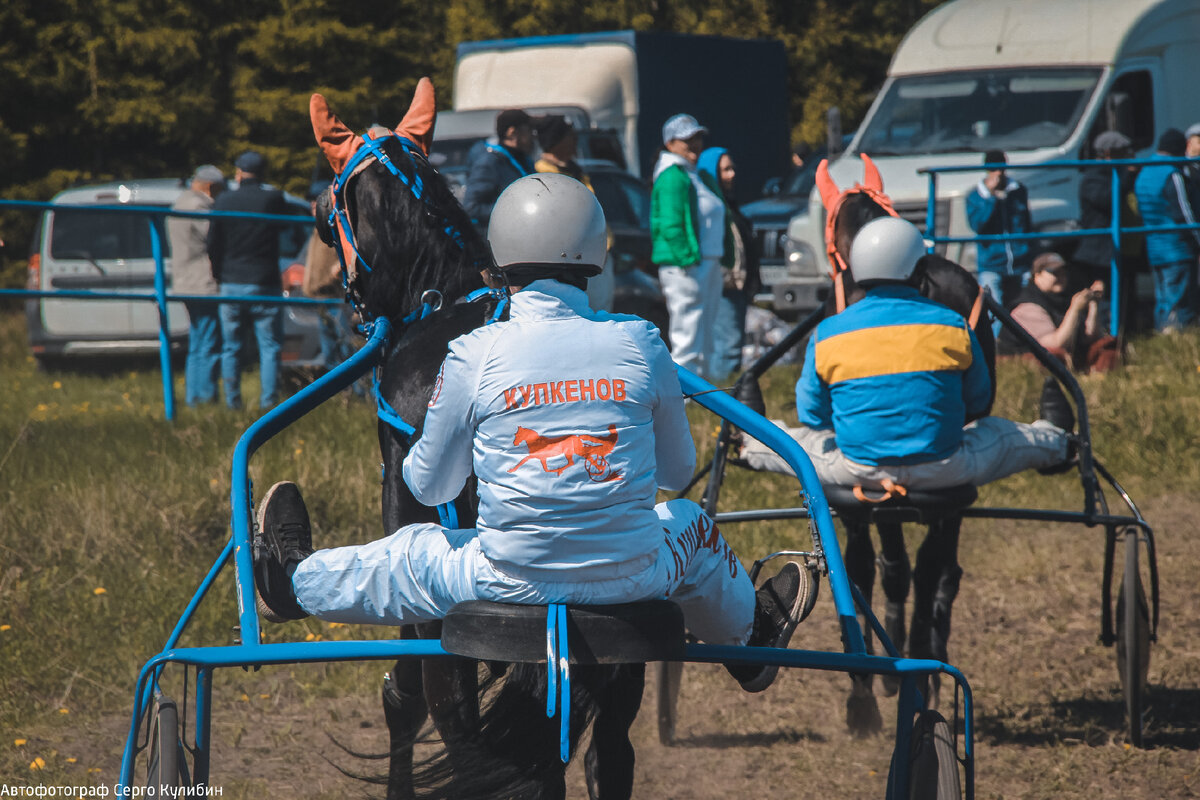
[149,218,177,421]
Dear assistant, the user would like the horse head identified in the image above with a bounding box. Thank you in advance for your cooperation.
[309,79,490,324]
[816,153,898,309]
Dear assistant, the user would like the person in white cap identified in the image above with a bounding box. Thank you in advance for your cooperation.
[252,174,807,693]
[651,113,731,381]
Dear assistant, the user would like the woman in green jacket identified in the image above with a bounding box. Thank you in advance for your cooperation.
[651,113,729,380]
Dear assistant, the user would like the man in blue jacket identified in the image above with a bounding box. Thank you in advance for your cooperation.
[1133,128,1200,332]
[966,149,1033,331]
[462,108,536,232]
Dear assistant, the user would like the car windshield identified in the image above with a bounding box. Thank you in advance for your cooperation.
[589,172,649,229]
[50,207,171,260]
[856,67,1101,157]
[780,154,822,197]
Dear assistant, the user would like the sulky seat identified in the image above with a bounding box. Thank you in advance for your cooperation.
[823,483,978,526]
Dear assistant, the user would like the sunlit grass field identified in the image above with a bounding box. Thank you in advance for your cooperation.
[2,306,1198,795]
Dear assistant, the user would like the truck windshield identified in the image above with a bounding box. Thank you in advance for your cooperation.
[856,67,1101,157]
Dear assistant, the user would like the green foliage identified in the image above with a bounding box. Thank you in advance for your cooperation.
[0,0,942,286]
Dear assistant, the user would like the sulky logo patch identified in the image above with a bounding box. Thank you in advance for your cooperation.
[507,424,622,483]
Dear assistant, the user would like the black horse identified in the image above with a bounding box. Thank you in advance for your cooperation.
[309,82,644,799]
[815,157,995,735]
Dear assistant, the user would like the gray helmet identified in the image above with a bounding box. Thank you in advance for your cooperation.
[487,173,607,276]
[848,216,926,283]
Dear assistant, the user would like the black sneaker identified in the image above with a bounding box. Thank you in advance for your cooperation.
[1038,377,1075,433]
[729,561,807,693]
[253,481,314,622]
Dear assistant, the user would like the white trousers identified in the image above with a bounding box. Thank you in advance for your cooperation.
[292,498,755,645]
[742,417,1069,489]
[658,257,723,380]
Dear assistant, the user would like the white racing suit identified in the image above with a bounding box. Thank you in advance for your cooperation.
[292,280,755,645]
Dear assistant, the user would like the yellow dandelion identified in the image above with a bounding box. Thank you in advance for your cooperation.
[209,478,219,489]
[93,587,107,596]
[36,403,49,412]
[305,632,316,641]
[88,768,101,774]
[66,757,77,763]
[327,622,347,629]
[58,707,69,715]
[52,381,62,389]
[30,757,45,770]
[294,448,303,457]
[1124,742,1132,750]
[240,693,250,702]
[14,738,26,746]
[259,693,270,700]
[1,625,12,632]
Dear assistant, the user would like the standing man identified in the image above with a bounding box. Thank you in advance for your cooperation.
[463,109,535,231]
[168,165,225,406]
[966,149,1034,330]
[207,150,288,410]
[1134,128,1200,332]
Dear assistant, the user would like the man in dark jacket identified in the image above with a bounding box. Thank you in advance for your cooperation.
[207,150,288,409]
[966,149,1034,333]
[462,109,535,231]
[1133,128,1200,332]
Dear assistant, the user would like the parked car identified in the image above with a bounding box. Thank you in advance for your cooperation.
[26,179,323,369]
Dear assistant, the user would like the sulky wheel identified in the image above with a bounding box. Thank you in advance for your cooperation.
[904,709,962,800]
[1116,527,1151,748]
[146,696,187,791]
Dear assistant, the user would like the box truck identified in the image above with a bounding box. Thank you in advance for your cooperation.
[778,0,1200,305]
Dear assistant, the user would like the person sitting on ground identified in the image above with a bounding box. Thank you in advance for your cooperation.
[253,174,806,693]
[740,216,1076,488]
[998,252,1119,374]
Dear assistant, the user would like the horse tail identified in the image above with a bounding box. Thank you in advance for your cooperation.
[409,662,614,799]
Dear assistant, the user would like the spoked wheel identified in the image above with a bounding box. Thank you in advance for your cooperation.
[1116,527,1151,747]
[146,696,188,791]
[900,709,961,800]
[656,660,683,745]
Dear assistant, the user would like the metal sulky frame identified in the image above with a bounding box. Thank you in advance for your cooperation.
[117,314,977,798]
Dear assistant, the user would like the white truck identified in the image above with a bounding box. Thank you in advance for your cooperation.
[780,0,1200,295]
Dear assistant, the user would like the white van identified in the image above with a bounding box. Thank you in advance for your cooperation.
[782,0,1200,277]
[26,180,322,368]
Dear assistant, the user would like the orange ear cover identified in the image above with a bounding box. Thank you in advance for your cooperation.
[860,153,884,194]
[310,93,364,175]
[815,159,840,211]
[396,77,437,156]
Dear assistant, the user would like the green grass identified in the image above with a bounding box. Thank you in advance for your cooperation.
[1,307,1198,794]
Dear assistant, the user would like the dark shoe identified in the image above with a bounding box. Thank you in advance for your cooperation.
[1038,376,1075,433]
[253,481,314,622]
[729,561,808,693]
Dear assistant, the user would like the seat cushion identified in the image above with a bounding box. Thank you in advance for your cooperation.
[441,599,686,664]
[823,483,978,523]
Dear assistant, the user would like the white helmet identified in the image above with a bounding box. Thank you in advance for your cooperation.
[487,173,607,276]
[848,216,927,284]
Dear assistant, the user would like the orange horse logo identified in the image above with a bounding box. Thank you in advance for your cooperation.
[508,424,621,482]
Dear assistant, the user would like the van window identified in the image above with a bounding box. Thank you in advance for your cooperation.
[1086,70,1154,154]
[49,208,171,261]
[856,67,1102,157]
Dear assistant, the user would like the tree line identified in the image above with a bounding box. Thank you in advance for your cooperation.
[0,0,940,284]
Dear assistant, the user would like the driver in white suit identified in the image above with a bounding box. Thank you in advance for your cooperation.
[253,173,806,692]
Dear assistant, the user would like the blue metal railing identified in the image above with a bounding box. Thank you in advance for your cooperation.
[0,197,342,420]
[919,155,1200,337]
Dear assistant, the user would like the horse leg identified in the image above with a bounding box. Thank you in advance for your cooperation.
[909,515,964,710]
[584,664,645,800]
[875,520,911,697]
[415,620,483,781]
[843,520,883,737]
[383,628,428,800]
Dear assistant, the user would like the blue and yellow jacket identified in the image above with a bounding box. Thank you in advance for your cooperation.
[795,285,991,466]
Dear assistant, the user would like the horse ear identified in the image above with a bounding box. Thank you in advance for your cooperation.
[310,93,363,175]
[815,159,840,211]
[396,77,437,156]
[860,153,884,193]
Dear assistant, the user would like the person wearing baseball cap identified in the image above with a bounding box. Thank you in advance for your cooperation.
[462,108,536,231]
[650,113,731,379]
[966,149,1034,333]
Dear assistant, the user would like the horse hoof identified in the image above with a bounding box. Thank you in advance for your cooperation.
[880,673,902,698]
[846,683,883,738]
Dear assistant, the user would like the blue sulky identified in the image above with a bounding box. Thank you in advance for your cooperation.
[117,316,976,798]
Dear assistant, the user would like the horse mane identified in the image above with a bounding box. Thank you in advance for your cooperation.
[345,140,489,322]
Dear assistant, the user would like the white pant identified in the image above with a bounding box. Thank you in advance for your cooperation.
[292,498,755,645]
[659,258,723,380]
[742,417,1069,489]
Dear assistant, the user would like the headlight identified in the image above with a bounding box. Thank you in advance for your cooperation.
[783,236,819,277]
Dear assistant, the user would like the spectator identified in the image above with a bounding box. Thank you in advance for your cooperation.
[998,252,1119,373]
[651,113,729,380]
[1075,130,1142,333]
[207,150,288,410]
[1184,123,1200,189]
[1133,128,1200,332]
[462,109,535,231]
[168,164,226,406]
[698,146,760,382]
[300,180,353,374]
[966,149,1034,331]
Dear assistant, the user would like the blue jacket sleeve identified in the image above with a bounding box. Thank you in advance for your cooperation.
[794,334,833,430]
[962,329,992,419]
[966,184,999,234]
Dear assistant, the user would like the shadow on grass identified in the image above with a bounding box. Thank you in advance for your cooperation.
[975,684,1200,750]
[668,728,827,748]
